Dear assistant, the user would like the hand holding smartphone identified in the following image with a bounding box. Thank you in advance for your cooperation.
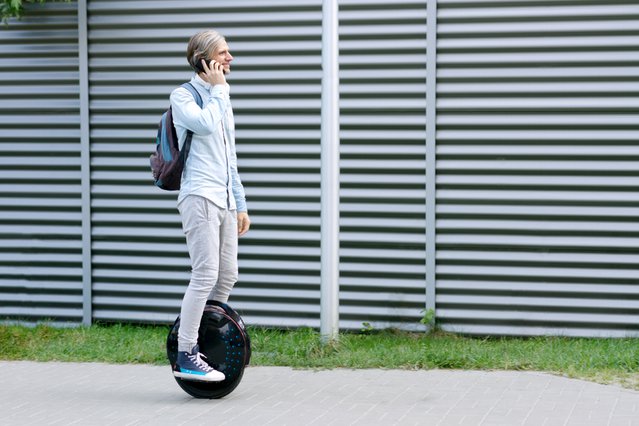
[198,58,226,86]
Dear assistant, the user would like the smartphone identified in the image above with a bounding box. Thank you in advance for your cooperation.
[194,57,209,73]
[194,58,228,74]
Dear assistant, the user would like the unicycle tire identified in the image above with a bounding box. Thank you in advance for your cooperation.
[166,300,251,399]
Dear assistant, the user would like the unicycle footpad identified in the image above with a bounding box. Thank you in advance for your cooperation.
[166,300,251,399]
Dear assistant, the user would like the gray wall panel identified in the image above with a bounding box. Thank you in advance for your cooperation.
[87,0,324,326]
[435,0,639,336]
[338,0,427,329]
[3,0,638,337]
[0,1,82,324]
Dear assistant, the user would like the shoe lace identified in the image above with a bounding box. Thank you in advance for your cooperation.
[188,352,213,372]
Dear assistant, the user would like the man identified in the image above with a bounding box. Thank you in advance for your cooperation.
[170,30,250,382]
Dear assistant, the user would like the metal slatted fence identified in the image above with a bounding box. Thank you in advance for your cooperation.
[0,2,83,324]
[339,0,427,329]
[435,0,639,336]
[1,0,638,337]
[87,0,325,325]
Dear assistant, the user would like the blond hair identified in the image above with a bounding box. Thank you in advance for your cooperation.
[186,30,226,71]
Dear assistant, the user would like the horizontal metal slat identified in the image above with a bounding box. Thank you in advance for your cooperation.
[0,266,81,276]
[437,294,639,311]
[439,66,639,80]
[437,309,639,326]
[437,204,639,218]
[439,324,638,338]
[437,235,639,250]
[438,189,639,203]
[438,250,639,267]
[439,4,639,20]
[437,279,639,296]
[439,82,639,94]
[438,219,639,234]
[1,294,83,304]
[438,176,639,188]
[438,97,639,110]
[341,276,425,290]
[438,20,639,35]
[439,35,639,50]
[0,307,82,319]
[437,264,639,281]
[89,0,321,12]
[89,11,322,27]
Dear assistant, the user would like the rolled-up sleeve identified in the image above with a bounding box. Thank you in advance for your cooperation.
[230,151,247,213]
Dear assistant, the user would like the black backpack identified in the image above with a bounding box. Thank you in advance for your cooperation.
[150,82,203,190]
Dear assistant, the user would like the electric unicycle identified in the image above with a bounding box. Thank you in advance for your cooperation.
[166,300,251,399]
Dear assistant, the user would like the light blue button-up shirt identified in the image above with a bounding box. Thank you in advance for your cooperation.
[170,75,247,212]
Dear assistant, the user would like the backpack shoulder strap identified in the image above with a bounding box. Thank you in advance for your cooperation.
[177,82,202,164]
[181,82,203,108]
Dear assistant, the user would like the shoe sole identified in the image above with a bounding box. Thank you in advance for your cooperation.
[173,371,225,382]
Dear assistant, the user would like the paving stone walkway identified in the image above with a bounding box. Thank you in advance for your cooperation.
[1,361,638,425]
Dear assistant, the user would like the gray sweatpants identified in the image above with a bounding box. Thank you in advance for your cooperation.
[177,195,238,353]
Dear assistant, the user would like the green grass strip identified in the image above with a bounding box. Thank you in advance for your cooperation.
[1,324,637,390]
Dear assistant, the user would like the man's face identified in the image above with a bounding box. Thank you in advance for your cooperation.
[209,41,233,74]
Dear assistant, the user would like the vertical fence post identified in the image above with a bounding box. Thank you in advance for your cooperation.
[425,0,438,324]
[320,0,340,343]
[78,0,92,326]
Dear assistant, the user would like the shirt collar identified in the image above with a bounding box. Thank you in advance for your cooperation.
[191,73,231,94]
[192,73,211,90]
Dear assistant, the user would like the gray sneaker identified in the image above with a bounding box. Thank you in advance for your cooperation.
[173,345,225,382]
